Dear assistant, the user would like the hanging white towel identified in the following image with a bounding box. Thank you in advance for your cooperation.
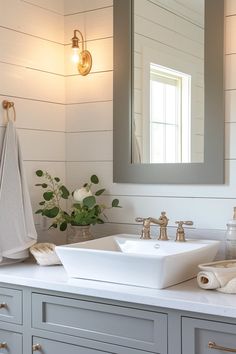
[0,120,37,263]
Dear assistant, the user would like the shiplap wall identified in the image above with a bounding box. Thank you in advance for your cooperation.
[65,0,236,239]
[65,0,113,238]
[0,0,234,243]
[0,0,66,244]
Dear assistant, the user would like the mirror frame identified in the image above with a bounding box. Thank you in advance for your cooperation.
[113,0,224,184]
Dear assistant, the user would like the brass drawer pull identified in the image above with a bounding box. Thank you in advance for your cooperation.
[0,342,7,349]
[209,341,236,352]
[32,344,42,352]
[0,303,6,309]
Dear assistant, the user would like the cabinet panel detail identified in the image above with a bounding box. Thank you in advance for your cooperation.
[32,293,167,353]
[0,287,22,324]
[32,336,150,354]
[182,317,236,354]
[0,329,22,354]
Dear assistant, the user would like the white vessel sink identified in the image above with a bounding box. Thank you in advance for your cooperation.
[55,234,220,289]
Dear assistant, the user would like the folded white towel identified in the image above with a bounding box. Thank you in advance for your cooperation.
[0,120,37,263]
[217,278,236,294]
[197,260,236,293]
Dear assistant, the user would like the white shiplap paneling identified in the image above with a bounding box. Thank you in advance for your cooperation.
[64,0,112,16]
[0,0,64,43]
[0,27,64,75]
[0,63,65,103]
[66,101,112,132]
[64,6,113,43]
[65,0,236,233]
[65,71,112,104]
[0,0,65,242]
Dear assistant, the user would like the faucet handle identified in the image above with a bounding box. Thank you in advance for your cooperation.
[135,217,145,223]
[175,221,193,227]
[175,221,194,242]
[135,217,151,239]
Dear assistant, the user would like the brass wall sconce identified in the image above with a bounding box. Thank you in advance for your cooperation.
[71,29,92,76]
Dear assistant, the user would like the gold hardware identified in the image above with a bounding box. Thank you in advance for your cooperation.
[71,29,92,76]
[32,344,42,351]
[135,212,169,240]
[2,100,16,121]
[135,217,151,239]
[0,342,7,349]
[208,341,236,352]
[0,303,6,309]
[175,220,193,242]
[157,212,169,241]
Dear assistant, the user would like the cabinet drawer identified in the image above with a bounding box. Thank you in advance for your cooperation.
[32,293,167,353]
[32,336,150,354]
[182,317,236,354]
[0,329,22,354]
[0,287,22,324]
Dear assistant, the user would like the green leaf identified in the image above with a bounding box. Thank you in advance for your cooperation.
[90,175,99,184]
[94,205,101,216]
[83,183,88,188]
[54,177,60,182]
[95,188,106,196]
[35,209,43,214]
[39,201,45,206]
[35,183,43,187]
[112,199,120,207]
[36,170,43,177]
[83,196,96,208]
[43,191,54,201]
[60,185,70,199]
[43,207,59,218]
[60,222,67,231]
[42,183,48,188]
[73,203,82,211]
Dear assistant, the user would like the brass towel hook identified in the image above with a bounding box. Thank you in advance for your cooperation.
[2,100,16,122]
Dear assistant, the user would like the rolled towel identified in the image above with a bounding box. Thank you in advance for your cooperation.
[197,260,236,290]
[197,271,221,289]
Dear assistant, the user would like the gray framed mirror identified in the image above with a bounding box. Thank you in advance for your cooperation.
[113,0,224,184]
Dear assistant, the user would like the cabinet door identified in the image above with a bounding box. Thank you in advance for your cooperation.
[32,336,150,354]
[0,287,22,324]
[182,317,236,354]
[0,329,22,354]
[32,293,167,353]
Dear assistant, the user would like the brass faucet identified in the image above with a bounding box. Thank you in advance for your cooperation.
[175,221,193,242]
[135,212,169,240]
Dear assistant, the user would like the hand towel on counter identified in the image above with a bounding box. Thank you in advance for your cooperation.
[0,120,37,264]
[197,260,236,293]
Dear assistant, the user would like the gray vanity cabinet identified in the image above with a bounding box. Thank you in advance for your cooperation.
[1,283,236,354]
[182,317,236,354]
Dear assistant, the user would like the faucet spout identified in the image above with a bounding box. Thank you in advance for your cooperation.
[135,212,169,240]
[157,212,169,241]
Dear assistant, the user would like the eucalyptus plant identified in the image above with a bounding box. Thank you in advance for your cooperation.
[35,170,120,231]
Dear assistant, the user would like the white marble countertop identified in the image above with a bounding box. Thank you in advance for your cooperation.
[0,262,235,319]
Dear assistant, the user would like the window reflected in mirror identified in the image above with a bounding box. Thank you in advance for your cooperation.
[132,0,205,164]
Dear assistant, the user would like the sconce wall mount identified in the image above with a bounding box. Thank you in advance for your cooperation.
[72,29,92,76]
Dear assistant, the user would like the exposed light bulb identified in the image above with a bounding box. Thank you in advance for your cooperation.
[72,48,80,64]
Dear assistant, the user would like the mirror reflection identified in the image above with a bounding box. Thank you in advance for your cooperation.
[132,0,205,164]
